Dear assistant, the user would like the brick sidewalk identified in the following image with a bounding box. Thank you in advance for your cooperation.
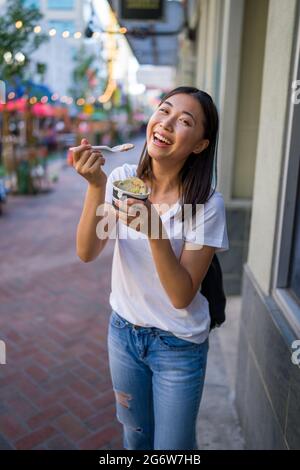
[0,161,124,450]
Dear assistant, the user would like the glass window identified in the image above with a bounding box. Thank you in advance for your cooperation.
[273,16,300,336]
[23,0,40,7]
[47,0,74,9]
[288,166,300,303]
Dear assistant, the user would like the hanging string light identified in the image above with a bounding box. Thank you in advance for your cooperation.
[31,26,126,39]
[76,98,85,106]
[3,52,13,64]
[15,52,25,63]
[13,15,127,39]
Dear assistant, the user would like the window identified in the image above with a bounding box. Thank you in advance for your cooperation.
[288,168,300,302]
[273,14,300,336]
[47,0,74,10]
[23,0,40,7]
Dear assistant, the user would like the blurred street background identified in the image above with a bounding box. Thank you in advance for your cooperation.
[1,0,300,450]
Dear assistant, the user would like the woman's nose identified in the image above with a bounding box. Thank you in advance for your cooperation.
[160,117,173,131]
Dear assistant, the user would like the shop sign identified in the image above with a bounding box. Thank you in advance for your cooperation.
[119,0,164,21]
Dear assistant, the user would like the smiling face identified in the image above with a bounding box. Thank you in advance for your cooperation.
[146,93,209,165]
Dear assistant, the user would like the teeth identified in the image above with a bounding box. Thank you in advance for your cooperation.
[154,132,171,145]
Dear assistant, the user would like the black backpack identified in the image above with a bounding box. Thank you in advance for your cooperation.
[200,254,226,330]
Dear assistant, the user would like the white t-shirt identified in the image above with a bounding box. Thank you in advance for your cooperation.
[104,163,229,344]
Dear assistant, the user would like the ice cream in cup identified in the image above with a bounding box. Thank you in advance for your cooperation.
[112,177,151,212]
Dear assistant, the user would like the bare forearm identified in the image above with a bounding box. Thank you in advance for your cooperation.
[76,184,107,261]
[148,238,194,309]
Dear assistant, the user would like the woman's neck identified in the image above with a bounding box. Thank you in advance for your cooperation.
[146,161,181,198]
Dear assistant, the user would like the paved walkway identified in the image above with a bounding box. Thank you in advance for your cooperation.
[197,296,245,450]
[0,137,244,449]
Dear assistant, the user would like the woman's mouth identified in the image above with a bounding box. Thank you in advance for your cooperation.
[152,132,173,148]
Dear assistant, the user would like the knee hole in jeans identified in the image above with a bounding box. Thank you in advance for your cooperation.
[114,389,133,409]
[114,390,143,434]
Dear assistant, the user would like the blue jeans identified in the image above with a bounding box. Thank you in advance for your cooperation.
[107,310,209,450]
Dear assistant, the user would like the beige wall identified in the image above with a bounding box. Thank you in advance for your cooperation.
[232,0,269,199]
[248,0,298,293]
[215,0,245,202]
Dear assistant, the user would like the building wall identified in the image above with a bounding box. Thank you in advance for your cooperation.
[179,0,300,448]
[218,0,268,294]
[235,0,300,449]
[236,267,299,449]
[193,0,270,295]
[247,0,298,294]
[30,0,87,97]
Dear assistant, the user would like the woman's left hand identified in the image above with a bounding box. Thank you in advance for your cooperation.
[114,198,164,238]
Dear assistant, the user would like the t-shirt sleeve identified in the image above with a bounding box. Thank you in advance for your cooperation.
[183,193,229,252]
[104,163,138,204]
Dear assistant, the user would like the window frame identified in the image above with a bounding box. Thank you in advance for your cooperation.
[272,10,300,338]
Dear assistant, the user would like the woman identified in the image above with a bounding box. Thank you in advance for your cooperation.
[74,86,229,450]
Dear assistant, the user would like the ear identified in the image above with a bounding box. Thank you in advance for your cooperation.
[193,139,209,154]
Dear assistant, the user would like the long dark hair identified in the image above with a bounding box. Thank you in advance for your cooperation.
[136,86,219,221]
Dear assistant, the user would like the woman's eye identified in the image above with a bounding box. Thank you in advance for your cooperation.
[159,108,168,113]
[181,119,190,126]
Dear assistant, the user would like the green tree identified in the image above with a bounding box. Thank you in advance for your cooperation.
[0,0,49,83]
[0,0,49,193]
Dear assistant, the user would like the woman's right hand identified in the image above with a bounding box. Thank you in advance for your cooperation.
[72,138,107,188]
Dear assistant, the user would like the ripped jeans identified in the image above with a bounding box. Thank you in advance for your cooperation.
[107,310,209,450]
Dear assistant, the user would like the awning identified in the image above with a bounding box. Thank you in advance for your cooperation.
[32,103,55,117]
[0,98,26,112]
[107,0,185,66]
